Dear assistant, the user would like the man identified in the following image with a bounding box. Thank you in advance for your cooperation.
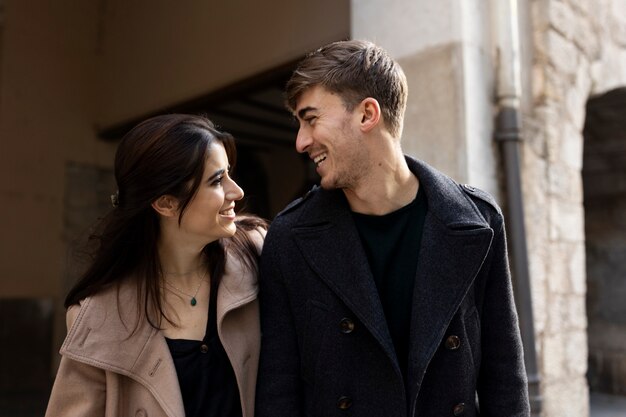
[255,39,530,417]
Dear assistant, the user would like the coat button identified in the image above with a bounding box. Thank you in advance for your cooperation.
[337,396,353,410]
[200,344,209,353]
[453,402,465,416]
[445,335,461,350]
[339,318,355,334]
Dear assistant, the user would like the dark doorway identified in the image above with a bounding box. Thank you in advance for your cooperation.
[583,86,626,396]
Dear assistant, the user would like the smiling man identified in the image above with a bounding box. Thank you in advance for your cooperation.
[255,40,530,417]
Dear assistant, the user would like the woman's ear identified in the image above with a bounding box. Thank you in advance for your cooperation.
[359,97,381,133]
[151,195,179,217]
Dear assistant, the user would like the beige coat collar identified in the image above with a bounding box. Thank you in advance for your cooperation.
[61,251,259,417]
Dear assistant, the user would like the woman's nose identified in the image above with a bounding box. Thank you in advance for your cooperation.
[226,177,244,201]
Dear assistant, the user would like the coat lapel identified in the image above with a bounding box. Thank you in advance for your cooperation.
[61,280,186,417]
[405,157,495,398]
[291,189,400,374]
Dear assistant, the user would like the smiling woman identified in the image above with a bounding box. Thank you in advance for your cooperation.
[45,114,267,417]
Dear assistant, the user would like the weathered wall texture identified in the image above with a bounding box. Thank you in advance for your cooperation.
[525,0,626,415]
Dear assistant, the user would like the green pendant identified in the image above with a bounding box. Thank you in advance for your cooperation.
[190,297,197,306]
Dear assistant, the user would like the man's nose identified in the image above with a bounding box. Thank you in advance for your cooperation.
[295,128,312,154]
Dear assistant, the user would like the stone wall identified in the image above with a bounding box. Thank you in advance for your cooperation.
[525,0,626,415]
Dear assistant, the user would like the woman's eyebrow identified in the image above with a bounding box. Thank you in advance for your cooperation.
[207,168,226,181]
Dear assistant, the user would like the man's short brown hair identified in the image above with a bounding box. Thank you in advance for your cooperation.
[285,39,408,137]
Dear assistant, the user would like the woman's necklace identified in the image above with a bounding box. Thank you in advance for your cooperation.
[163,273,208,307]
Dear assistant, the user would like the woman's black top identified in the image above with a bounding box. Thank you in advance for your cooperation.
[165,282,242,417]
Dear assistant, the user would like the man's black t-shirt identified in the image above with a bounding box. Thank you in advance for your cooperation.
[352,186,427,379]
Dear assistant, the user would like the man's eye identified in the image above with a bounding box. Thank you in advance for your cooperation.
[305,116,316,125]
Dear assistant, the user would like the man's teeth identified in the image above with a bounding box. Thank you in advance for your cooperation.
[313,154,327,165]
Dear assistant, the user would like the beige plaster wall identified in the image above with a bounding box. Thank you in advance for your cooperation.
[96,0,349,127]
[0,0,112,298]
[397,44,466,181]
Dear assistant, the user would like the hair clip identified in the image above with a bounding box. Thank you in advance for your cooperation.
[110,190,120,208]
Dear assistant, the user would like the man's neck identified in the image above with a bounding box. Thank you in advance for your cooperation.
[344,153,418,216]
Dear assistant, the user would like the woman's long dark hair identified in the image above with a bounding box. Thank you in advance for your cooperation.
[65,114,267,329]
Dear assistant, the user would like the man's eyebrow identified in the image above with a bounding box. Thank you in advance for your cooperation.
[297,106,316,120]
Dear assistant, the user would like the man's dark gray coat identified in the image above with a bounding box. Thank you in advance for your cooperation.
[255,157,530,417]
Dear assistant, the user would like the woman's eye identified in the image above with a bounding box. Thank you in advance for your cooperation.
[212,176,223,186]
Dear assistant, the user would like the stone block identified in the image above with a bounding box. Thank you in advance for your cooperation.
[532,293,548,339]
[548,0,577,41]
[590,44,626,95]
[548,164,583,203]
[568,0,593,16]
[525,109,548,158]
[569,59,592,132]
[529,259,548,336]
[542,377,589,417]
[568,243,587,295]
[531,64,547,104]
[539,112,572,175]
[543,332,567,381]
[567,295,588,331]
[544,63,569,102]
[547,293,571,334]
[572,15,601,61]
[610,0,626,46]
[566,74,590,134]
[549,199,585,242]
[565,329,588,376]
[546,29,580,77]
[547,247,570,295]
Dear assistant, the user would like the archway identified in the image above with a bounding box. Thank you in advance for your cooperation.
[583,86,626,397]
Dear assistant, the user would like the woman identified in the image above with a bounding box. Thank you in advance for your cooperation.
[45,114,266,417]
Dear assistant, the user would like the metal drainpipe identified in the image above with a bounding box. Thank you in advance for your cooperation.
[493,0,542,415]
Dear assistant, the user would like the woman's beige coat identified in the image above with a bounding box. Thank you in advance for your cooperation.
[45,248,261,417]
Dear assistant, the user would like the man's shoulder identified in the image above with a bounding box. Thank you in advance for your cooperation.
[273,185,320,221]
[454,183,505,230]
[458,183,502,215]
[405,155,503,219]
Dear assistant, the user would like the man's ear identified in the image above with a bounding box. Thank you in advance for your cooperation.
[359,97,382,133]
[151,195,179,217]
